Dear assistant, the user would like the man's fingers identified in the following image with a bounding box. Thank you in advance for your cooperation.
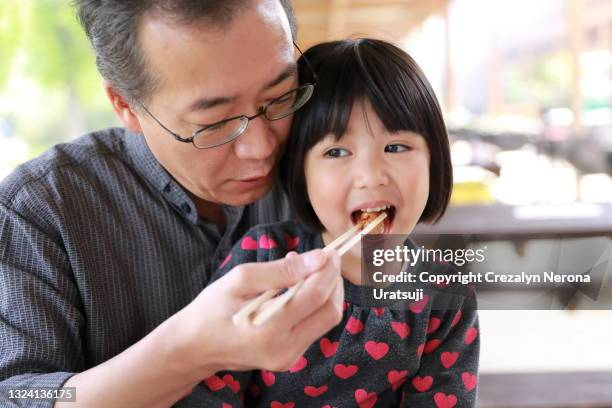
[278,253,342,323]
[289,276,344,348]
[228,249,335,296]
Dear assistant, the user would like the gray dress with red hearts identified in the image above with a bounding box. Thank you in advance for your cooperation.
[189,221,479,408]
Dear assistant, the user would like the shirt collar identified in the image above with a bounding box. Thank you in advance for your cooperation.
[123,129,245,225]
[124,129,173,194]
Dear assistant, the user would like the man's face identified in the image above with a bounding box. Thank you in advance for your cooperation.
[136,0,295,206]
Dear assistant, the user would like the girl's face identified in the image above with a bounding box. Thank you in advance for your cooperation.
[304,100,430,257]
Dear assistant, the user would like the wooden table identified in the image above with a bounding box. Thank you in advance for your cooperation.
[419,206,612,407]
[478,371,612,408]
[414,203,612,241]
[413,203,612,307]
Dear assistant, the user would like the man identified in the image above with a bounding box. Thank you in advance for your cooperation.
[0,1,343,407]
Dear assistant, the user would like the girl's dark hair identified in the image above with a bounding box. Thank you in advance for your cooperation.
[281,38,452,231]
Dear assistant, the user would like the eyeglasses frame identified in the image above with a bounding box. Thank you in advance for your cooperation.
[138,42,317,149]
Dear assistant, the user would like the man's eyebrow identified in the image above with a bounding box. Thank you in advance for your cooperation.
[262,63,298,91]
[186,95,237,113]
[185,63,297,114]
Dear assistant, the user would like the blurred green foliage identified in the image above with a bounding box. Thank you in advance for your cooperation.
[504,51,572,110]
[0,2,22,90]
[0,0,115,161]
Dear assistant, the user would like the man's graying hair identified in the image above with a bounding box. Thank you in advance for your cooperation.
[75,0,297,106]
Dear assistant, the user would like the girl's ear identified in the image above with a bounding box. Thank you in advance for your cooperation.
[103,82,143,134]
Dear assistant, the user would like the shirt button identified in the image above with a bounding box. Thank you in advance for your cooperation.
[163,185,171,193]
[181,203,192,214]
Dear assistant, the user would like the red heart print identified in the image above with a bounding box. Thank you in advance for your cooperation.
[409,295,429,313]
[465,327,478,345]
[285,233,300,250]
[222,404,232,408]
[240,236,257,250]
[372,307,385,317]
[434,392,457,408]
[427,317,441,334]
[462,371,478,391]
[424,339,441,355]
[365,341,389,360]
[304,385,328,397]
[219,254,231,269]
[320,338,339,358]
[387,370,408,391]
[334,364,359,379]
[288,356,307,373]
[261,370,276,387]
[258,234,277,249]
[391,322,410,339]
[440,351,459,369]
[417,344,425,357]
[451,310,462,327]
[354,389,377,408]
[271,402,294,408]
[203,374,225,391]
[346,316,364,335]
[222,374,240,393]
[412,375,433,392]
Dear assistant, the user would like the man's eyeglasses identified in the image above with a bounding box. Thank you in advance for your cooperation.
[139,43,317,149]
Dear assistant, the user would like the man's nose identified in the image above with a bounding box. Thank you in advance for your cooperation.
[233,115,277,160]
[353,153,389,189]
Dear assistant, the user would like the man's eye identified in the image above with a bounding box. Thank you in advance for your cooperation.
[203,121,232,132]
[206,123,222,130]
[385,144,410,153]
[324,147,350,158]
[271,94,294,104]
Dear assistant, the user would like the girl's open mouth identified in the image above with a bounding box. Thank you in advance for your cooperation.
[350,205,396,234]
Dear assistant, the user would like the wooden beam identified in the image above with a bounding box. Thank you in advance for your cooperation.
[441,0,454,113]
[568,0,584,134]
[327,0,350,40]
[294,0,440,17]
[294,0,446,48]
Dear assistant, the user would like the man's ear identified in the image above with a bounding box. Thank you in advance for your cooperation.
[103,82,143,133]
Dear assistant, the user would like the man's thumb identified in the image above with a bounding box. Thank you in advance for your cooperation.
[236,249,329,295]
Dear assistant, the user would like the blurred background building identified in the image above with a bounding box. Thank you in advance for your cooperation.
[1,0,612,406]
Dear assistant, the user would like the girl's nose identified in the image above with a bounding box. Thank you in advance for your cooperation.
[352,154,389,189]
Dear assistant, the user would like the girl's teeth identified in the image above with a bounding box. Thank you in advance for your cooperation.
[362,205,390,212]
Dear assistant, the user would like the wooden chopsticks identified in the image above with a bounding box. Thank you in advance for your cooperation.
[232,212,387,326]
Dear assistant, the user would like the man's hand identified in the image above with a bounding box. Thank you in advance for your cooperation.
[56,249,343,408]
[172,248,344,376]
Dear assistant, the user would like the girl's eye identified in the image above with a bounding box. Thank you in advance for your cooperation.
[385,144,411,153]
[324,147,350,158]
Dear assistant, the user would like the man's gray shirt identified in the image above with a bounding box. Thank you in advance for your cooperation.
[0,128,290,407]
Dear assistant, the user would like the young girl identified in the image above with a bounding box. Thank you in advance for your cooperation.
[199,38,478,407]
